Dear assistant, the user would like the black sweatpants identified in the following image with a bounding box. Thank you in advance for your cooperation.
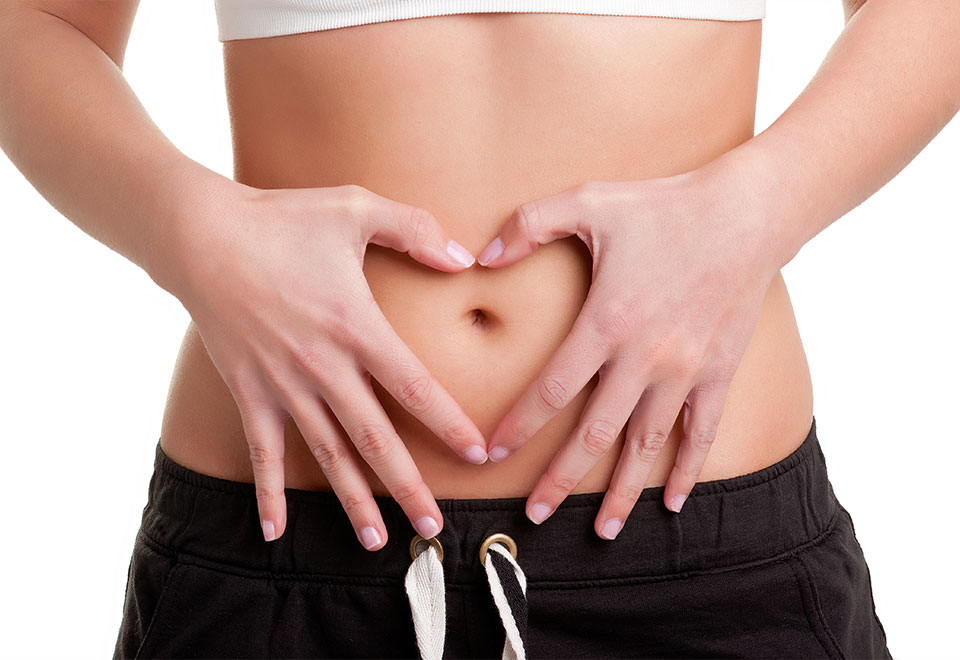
[114,415,891,658]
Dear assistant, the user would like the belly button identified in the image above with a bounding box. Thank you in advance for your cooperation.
[469,308,490,329]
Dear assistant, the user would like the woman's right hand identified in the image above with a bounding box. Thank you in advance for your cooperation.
[161,180,487,550]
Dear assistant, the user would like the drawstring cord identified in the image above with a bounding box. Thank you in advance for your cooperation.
[483,543,528,660]
[404,543,446,660]
[405,534,528,660]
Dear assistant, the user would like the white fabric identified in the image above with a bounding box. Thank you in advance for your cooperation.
[483,543,528,660]
[214,0,766,41]
[404,544,446,660]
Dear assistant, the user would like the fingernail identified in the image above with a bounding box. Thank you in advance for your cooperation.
[668,494,687,513]
[528,501,552,524]
[359,526,382,550]
[446,239,475,267]
[488,446,510,462]
[261,519,276,542]
[600,518,623,540]
[464,445,488,464]
[477,236,504,266]
[415,516,440,539]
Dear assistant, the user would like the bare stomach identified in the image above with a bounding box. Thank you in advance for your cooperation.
[159,12,814,499]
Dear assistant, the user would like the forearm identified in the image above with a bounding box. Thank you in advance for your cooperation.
[707,0,960,271]
[0,5,233,297]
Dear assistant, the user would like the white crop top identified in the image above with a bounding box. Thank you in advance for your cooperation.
[214,0,766,41]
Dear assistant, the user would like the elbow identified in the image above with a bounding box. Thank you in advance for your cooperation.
[34,7,131,71]
[0,1,139,72]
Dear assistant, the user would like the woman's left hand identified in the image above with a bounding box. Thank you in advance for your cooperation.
[476,165,783,539]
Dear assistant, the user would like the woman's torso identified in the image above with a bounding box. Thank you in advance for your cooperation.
[159,12,814,498]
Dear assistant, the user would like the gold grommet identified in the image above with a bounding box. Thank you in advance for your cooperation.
[409,534,444,562]
[479,532,518,567]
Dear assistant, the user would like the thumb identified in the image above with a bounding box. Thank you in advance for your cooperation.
[477,187,583,268]
[360,188,475,272]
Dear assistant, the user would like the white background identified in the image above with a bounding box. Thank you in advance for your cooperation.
[1,0,957,657]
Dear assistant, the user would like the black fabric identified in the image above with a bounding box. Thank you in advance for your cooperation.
[488,546,529,647]
[113,415,891,659]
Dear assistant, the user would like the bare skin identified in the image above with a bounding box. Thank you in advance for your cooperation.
[1,0,957,550]
[161,15,813,509]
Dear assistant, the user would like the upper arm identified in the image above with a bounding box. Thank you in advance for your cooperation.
[0,0,141,68]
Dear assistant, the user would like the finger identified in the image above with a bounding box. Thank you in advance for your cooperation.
[486,302,611,462]
[524,359,645,525]
[237,403,288,543]
[594,381,688,539]
[284,390,388,551]
[321,369,444,540]
[477,184,591,268]
[357,307,489,465]
[357,186,476,271]
[664,382,730,513]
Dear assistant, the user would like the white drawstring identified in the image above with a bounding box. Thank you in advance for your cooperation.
[404,537,528,660]
[404,543,446,660]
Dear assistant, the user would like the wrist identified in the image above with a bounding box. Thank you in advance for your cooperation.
[685,141,806,277]
[143,161,256,303]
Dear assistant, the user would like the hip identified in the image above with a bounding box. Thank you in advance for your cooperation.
[117,416,890,659]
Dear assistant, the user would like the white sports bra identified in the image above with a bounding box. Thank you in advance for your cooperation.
[214,0,766,41]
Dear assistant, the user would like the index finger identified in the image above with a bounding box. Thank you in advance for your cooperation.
[321,367,445,540]
[356,304,490,465]
[486,306,612,461]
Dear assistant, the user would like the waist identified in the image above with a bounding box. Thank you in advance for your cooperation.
[159,260,814,497]
[143,415,831,582]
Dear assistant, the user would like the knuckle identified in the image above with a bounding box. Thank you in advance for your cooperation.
[255,485,282,505]
[611,481,643,503]
[324,303,374,358]
[249,443,282,467]
[311,440,350,474]
[400,204,432,246]
[442,419,472,447]
[351,423,396,461]
[291,342,332,379]
[339,493,367,518]
[395,373,434,413]
[546,470,579,494]
[675,460,701,480]
[515,199,543,243]
[675,347,707,379]
[573,181,601,211]
[594,298,635,348]
[708,352,741,383]
[228,374,262,411]
[327,304,363,346]
[341,183,371,216]
[578,418,620,458]
[638,336,669,372]
[256,363,298,405]
[390,478,425,506]
[686,425,716,453]
[598,310,632,347]
[633,430,667,460]
[536,374,573,412]
[502,418,532,447]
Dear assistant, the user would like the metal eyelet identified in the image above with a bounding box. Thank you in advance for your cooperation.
[409,533,444,562]
[479,532,518,567]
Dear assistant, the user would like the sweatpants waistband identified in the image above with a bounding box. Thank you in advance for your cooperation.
[139,415,834,586]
